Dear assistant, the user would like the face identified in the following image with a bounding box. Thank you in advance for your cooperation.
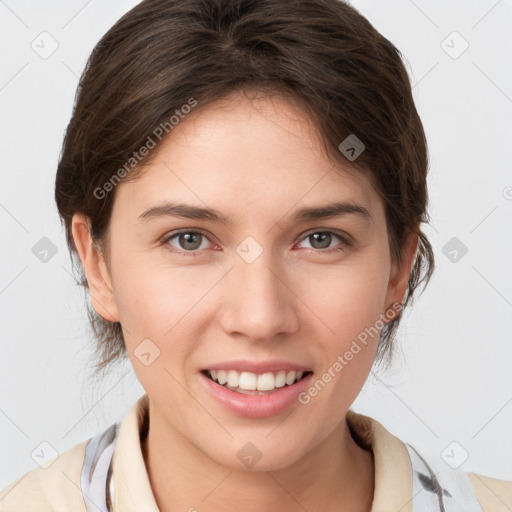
[74,90,414,472]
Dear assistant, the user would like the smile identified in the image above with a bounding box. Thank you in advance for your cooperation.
[199,360,315,417]
[203,369,312,394]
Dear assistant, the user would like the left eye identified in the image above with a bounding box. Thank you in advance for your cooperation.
[297,231,346,251]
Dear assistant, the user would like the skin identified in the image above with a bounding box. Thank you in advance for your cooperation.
[72,89,418,512]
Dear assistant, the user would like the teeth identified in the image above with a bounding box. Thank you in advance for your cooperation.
[207,369,307,392]
[285,371,297,385]
[275,370,286,388]
[217,370,227,385]
[227,370,239,388]
[257,372,275,391]
[239,372,257,390]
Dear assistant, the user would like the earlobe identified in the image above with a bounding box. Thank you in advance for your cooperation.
[384,231,419,322]
[71,213,120,323]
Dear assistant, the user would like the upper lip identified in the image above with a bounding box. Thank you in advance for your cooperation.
[202,359,313,374]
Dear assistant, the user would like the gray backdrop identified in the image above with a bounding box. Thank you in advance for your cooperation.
[1,0,511,488]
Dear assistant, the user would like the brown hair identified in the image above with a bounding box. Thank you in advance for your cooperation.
[55,0,434,379]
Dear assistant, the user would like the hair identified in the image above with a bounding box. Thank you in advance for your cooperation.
[55,0,435,380]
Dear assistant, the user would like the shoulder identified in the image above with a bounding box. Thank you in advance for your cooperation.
[0,439,89,512]
[468,471,512,512]
[346,409,512,511]
[406,442,512,512]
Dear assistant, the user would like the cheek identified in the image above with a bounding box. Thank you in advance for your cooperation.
[296,249,390,404]
[297,267,389,422]
[110,258,207,394]
[108,250,204,343]
[302,256,390,339]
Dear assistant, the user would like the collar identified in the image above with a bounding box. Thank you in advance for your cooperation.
[111,394,413,512]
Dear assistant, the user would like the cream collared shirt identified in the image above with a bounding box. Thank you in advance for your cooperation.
[1,394,511,511]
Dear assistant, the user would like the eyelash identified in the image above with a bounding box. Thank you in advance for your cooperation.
[161,229,352,257]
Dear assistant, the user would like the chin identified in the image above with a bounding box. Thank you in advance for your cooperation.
[197,434,312,473]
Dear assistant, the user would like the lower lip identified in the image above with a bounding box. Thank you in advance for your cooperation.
[200,371,314,418]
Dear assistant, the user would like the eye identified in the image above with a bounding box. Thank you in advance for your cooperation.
[161,229,351,257]
[162,230,215,255]
[296,230,350,252]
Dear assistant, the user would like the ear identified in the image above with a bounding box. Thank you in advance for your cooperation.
[384,230,419,322]
[71,213,120,322]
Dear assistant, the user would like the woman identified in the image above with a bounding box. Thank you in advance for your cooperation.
[1,0,510,510]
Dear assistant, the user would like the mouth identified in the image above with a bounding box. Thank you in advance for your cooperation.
[201,369,314,395]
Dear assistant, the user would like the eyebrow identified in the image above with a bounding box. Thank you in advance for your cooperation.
[137,200,371,224]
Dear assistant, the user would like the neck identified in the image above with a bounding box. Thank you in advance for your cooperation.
[142,401,374,512]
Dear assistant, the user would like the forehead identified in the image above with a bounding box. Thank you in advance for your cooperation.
[113,90,380,224]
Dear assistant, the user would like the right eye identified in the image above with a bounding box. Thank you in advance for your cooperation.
[162,230,216,256]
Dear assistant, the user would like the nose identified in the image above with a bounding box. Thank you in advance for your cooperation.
[218,253,300,343]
